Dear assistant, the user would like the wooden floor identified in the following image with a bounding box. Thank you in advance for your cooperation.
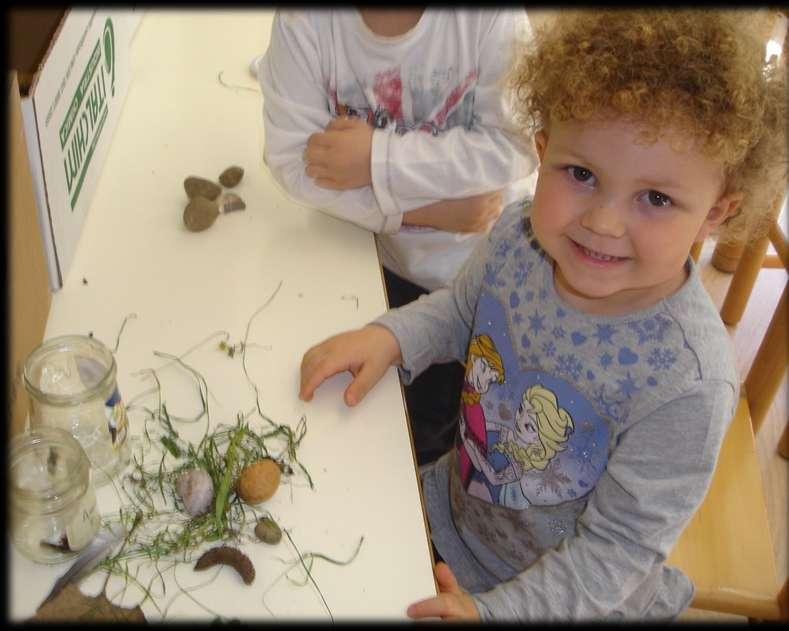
[678,236,788,622]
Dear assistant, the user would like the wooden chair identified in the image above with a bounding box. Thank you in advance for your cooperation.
[668,198,788,620]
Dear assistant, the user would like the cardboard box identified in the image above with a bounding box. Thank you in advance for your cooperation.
[18,8,142,290]
[7,71,52,437]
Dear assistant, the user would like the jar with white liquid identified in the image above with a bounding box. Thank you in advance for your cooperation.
[9,427,101,564]
[23,335,130,487]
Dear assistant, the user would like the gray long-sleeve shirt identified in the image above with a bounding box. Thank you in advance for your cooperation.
[375,200,738,621]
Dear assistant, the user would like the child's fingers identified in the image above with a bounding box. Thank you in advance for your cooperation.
[406,595,467,620]
[299,345,351,401]
[434,562,461,594]
[343,360,386,406]
[303,142,330,166]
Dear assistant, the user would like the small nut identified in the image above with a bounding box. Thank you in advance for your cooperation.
[237,459,281,504]
[184,176,222,201]
[184,196,219,232]
[218,165,244,188]
[254,517,282,544]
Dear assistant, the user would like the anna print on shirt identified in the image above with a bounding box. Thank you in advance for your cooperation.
[458,289,611,510]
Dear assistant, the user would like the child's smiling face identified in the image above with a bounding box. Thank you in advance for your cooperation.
[529,117,740,316]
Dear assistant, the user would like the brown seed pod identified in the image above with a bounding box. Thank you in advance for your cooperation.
[194,545,255,584]
[184,176,222,201]
[254,517,282,544]
[218,165,244,188]
[183,196,219,232]
[237,458,281,504]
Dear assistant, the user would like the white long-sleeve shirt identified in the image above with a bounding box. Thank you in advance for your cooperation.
[259,9,539,290]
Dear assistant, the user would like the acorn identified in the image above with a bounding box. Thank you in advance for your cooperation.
[218,165,244,188]
[184,196,219,232]
[184,176,222,201]
[237,459,281,504]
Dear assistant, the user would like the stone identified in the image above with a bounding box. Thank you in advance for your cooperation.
[220,192,246,213]
[218,166,244,188]
[183,197,219,232]
[184,176,222,201]
[254,517,282,544]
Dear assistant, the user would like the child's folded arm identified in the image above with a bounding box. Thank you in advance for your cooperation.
[471,380,737,620]
[259,12,402,234]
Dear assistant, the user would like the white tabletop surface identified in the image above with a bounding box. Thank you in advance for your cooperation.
[9,10,436,621]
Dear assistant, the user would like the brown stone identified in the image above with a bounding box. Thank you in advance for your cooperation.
[218,165,244,188]
[183,197,219,232]
[184,176,222,201]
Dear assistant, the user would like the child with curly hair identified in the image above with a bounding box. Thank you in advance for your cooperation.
[298,10,786,620]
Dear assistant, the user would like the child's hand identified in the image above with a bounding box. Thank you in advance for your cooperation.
[304,117,373,190]
[404,190,503,233]
[299,325,402,406]
[406,562,481,620]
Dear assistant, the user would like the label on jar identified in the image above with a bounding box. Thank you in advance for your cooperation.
[64,485,101,551]
[105,387,128,448]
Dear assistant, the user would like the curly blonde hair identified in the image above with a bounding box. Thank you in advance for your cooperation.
[508,10,787,242]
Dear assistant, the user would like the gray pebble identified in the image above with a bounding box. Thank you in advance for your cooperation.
[254,517,282,544]
[220,192,246,213]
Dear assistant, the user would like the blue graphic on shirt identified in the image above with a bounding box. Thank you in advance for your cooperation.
[462,291,610,509]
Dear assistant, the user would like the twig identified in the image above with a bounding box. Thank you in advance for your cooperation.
[283,529,333,621]
[113,313,138,353]
[217,70,260,94]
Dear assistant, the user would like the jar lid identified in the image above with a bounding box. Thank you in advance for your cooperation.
[23,334,117,407]
[10,427,91,512]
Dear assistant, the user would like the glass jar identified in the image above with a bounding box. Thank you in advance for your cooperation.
[24,334,130,487]
[9,426,101,564]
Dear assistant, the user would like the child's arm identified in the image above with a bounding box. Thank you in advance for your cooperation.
[299,200,492,404]
[468,383,737,620]
[303,116,504,233]
[259,11,400,234]
[369,10,538,218]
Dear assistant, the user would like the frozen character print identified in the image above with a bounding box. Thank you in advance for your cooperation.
[458,334,505,499]
[485,384,574,509]
[465,384,574,507]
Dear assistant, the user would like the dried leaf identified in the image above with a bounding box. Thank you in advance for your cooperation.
[32,584,145,622]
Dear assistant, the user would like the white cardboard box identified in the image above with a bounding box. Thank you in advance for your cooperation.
[20,8,142,291]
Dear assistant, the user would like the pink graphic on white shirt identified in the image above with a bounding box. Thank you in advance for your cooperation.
[331,65,478,134]
[430,69,478,128]
[372,67,404,123]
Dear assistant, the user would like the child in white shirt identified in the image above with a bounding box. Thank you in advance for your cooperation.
[258,8,538,465]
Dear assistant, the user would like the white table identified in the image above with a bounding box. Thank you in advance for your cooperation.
[9,10,436,621]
